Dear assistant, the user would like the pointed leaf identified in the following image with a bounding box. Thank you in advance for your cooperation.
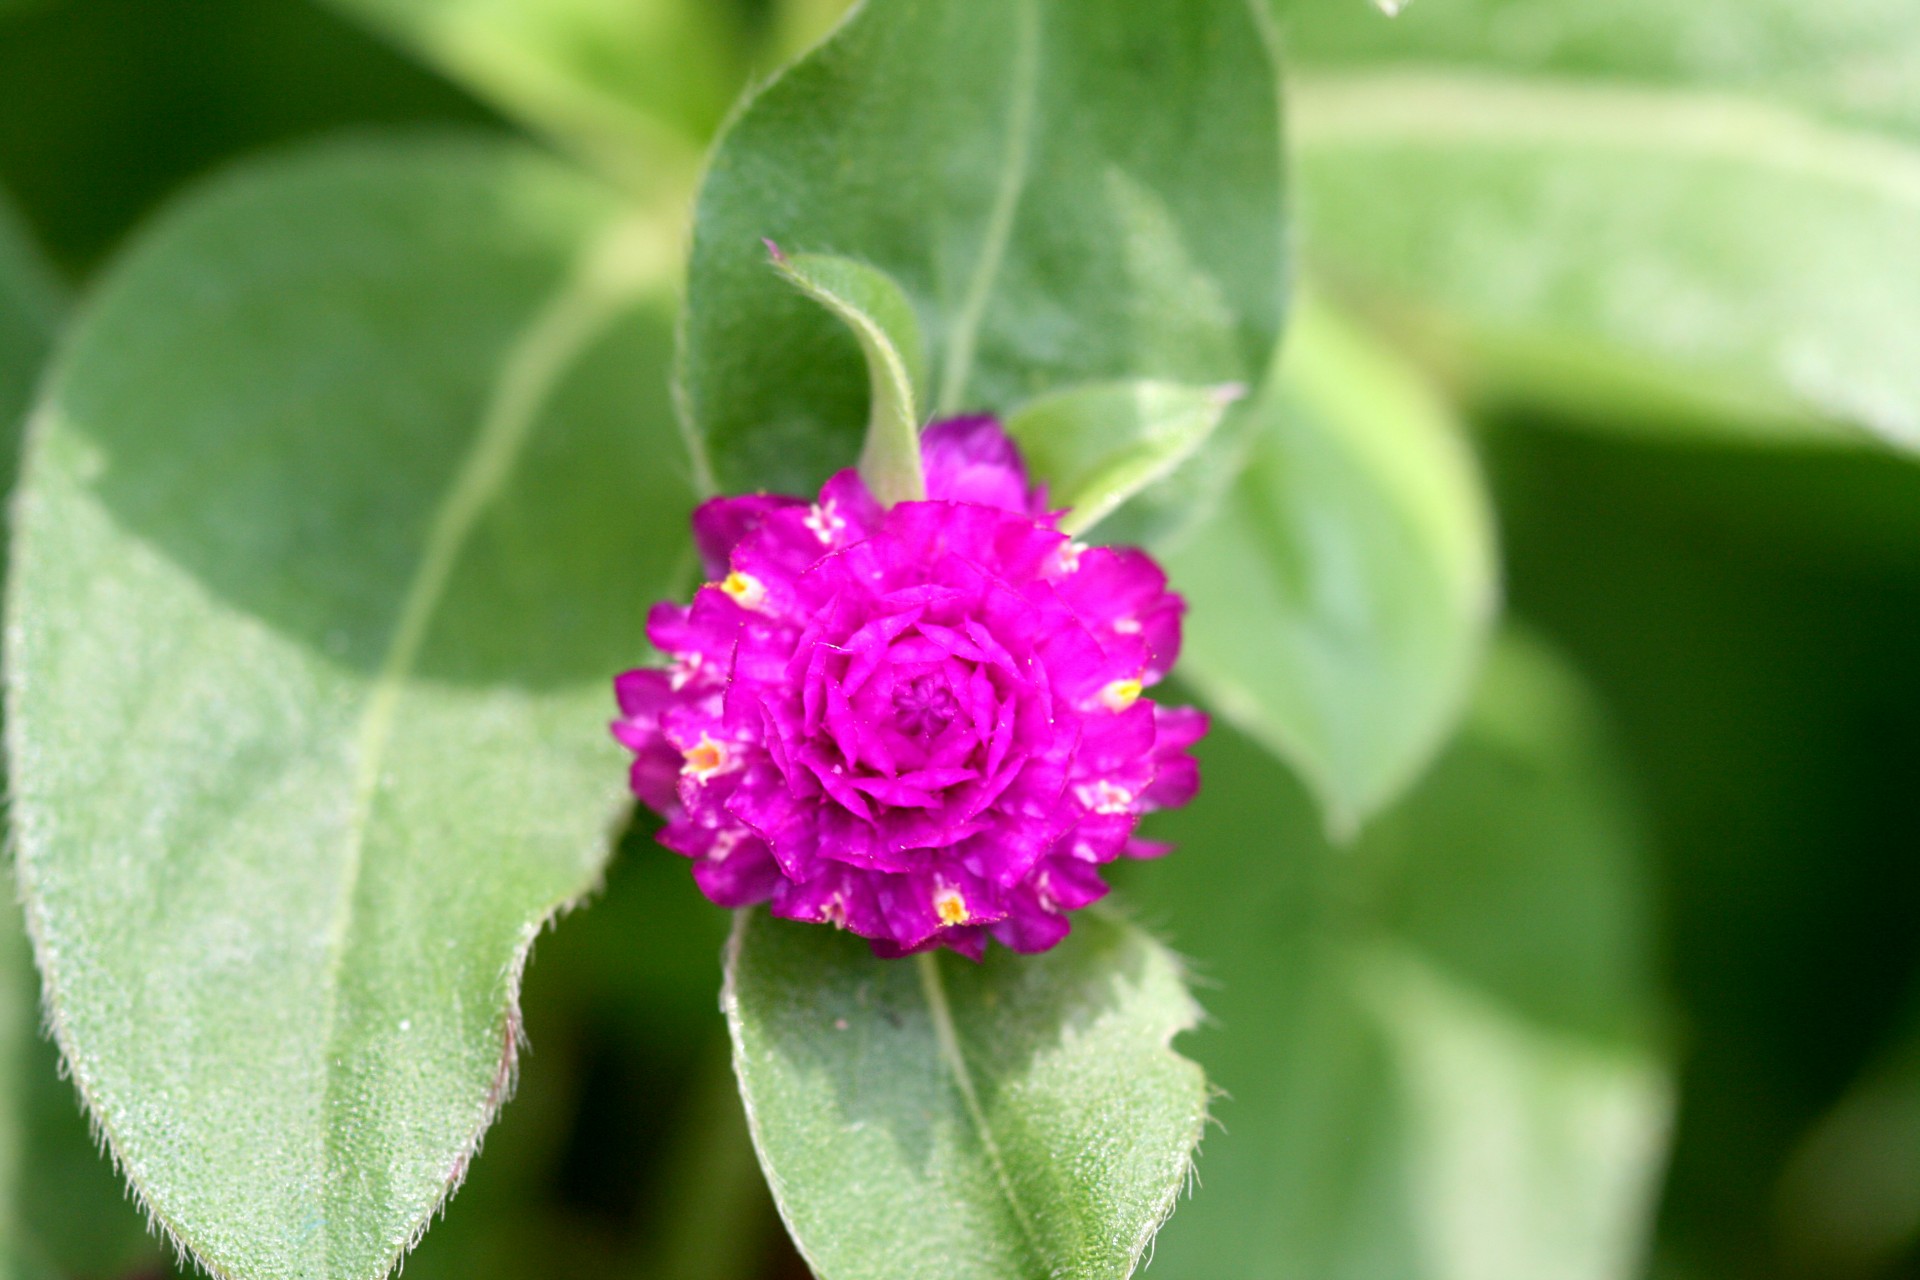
[1005,380,1236,538]
[1166,294,1498,834]
[6,138,693,1280]
[724,910,1207,1280]
[1129,633,1673,1278]
[772,249,928,504]
[682,0,1287,493]
[1283,0,1920,449]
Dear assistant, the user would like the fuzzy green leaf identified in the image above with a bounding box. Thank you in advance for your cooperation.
[1282,0,1920,449]
[5,138,693,1280]
[772,250,928,505]
[0,191,52,1280]
[725,910,1207,1280]
[1166,295,1498,834]
[1130,633,1673,1279]
[1006,380,1236,538]
[682,0,1286,494]
[0,916,29,1278]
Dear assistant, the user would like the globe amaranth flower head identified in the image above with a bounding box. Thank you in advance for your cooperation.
[612,416,1208,959]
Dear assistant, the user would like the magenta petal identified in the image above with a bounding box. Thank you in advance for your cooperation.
[690,836,783,908]
[921,416,1036,513]
[990,900,1073,954]
[692,494,804,577]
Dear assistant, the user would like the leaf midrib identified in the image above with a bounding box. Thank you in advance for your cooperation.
[314,217,658,1276]
[914,951,1049,1277]
[1292,69,1920,208]
[933,0,1039,418]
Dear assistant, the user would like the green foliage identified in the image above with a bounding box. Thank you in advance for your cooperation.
[1281,0,1920,448]
[0,190,47,1280]
[0,918,27,1278]
[1128,634,1671,1279]
[1776,1015,1920,1276]
[1167,295,1497,834]
[0,193,56,445]
[681,0,1287,494]
[1486,425,1920,1278]
[322,0,743,190]
[5,138,692,1280]
[0,3,1913,1279]
[724,909,1206,1280]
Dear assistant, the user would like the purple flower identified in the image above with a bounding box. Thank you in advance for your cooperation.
[612,417,1208,958]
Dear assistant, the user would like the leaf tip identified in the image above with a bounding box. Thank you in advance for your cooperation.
[762,237,789,265]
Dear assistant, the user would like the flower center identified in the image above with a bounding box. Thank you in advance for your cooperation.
[892,674,960,738]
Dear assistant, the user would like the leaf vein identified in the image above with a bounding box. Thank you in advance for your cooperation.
[314,216,657,1273]
[915,950,1049,1274]
[1293,69,1920,208]
[934,0,1040,417]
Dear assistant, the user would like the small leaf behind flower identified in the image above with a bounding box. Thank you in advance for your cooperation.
[724,909,1207,1280]
[772,249,928,505]
[1006,380,1238,538]
[1168,294,1498,835]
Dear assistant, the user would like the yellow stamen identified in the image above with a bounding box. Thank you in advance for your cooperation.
[682,734,732,781]
[1099,677,1144,712]
[717,570,767,611]
[934,888,970,926]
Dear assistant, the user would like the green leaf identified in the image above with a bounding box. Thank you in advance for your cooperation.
[1,202,167,1280]
[1165,294,1498,834]
[772,249,928,505]
[6,900,172,1280]
[1128,632,1673,1279]
[724,909,1207,1280]
[1281,0,1920,449]
[321,0,740,189]
[6,137,694,1280]
[682,0,1287,494]
[765,0,854,66]
[0,914,29,1276]
[1005,380,1237,538]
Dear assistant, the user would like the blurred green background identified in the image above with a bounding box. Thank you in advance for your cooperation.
[2,2,1917,1278]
